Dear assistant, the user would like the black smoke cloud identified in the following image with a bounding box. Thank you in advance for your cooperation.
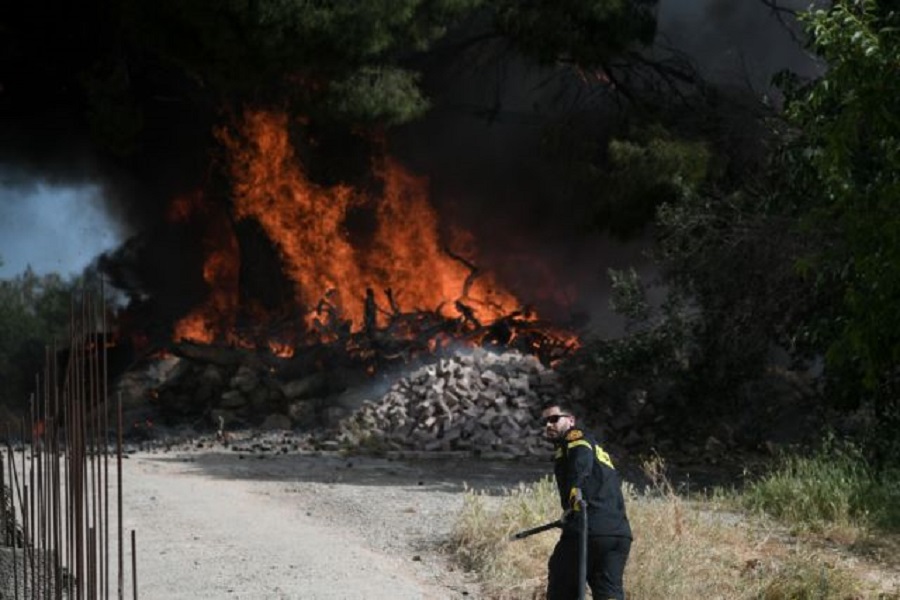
[0,1,818,340]
[657,0,820,90]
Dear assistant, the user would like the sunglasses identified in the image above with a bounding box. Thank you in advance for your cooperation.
[541,414,570,425]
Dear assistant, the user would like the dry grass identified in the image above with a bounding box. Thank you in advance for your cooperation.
[448,456,882,599]
[448,478,559,599]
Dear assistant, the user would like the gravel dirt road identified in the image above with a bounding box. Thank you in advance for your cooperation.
[117,442,549,600]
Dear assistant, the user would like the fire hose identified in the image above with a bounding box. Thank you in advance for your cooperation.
[508,500,589,600]
[507,509,571,540]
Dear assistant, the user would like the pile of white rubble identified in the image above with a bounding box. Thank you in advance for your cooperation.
[333,348,572,456]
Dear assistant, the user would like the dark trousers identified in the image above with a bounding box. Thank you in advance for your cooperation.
[547,533,631,600]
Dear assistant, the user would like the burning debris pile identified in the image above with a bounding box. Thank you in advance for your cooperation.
[106,110,579,369]
[104,110,585,444]
[159,110,538,354]
[327,348,572,457]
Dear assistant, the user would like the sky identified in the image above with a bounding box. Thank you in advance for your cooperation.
[0,182,124,279]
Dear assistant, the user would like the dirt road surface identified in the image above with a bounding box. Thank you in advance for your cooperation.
[114,445,548,600]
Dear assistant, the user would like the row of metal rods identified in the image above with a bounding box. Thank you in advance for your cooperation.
[0,287,138,599]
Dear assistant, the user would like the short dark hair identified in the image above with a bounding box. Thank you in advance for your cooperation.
[541,402,577,418]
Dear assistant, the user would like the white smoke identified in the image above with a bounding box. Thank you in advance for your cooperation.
[0,179,125,277]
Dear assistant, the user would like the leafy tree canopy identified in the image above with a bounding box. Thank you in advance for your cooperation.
[591,126,711,237]
[776,1,900,398]
[1,0,660,147]
[0,269,77,408]
[585,0,900,454]
[495,0,656,66]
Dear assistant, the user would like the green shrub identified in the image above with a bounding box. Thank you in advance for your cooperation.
[741,436,900,533]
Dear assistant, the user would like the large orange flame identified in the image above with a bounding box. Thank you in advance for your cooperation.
[171,191,240,344]
[215,109,521,335]
[168,109,580,360]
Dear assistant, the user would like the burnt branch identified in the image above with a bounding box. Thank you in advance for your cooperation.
[363,288,377,334]
[758,0,799,17]
[384,288,401,317]
[442,245,480,300]
[454,300,481,329]
[758,0,805,46]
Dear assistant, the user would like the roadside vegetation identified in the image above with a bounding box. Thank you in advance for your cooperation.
[448,451,900,599]
[739,437,900,537]
[0,267,80,422]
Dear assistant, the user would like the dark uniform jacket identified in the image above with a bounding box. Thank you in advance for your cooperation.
[553,427,632,539]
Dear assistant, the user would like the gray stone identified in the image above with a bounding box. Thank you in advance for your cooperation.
[230,365,259,393]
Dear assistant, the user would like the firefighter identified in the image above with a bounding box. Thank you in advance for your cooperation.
[541,403,632,600]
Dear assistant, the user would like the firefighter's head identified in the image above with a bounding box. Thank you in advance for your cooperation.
[540,403,575,441]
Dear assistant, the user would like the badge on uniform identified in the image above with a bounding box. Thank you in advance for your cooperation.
[565,429,583,442]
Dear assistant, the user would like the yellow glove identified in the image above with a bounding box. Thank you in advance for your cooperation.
[568,487,583,512]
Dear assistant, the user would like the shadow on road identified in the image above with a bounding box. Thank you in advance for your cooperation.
[133,446,551,495]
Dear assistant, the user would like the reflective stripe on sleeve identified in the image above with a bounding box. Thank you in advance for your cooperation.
[567,439,592,452]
